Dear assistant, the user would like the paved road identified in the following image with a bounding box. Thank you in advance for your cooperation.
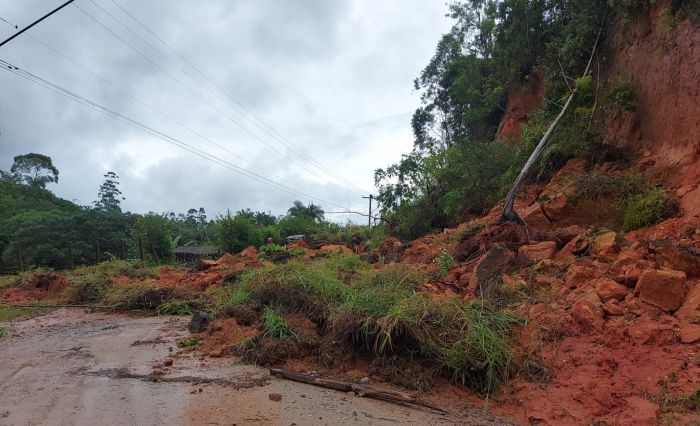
[0,309,516,426]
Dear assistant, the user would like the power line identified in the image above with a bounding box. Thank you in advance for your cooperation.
[0,0,74,48]
[0,58,352,211]
[107,0,369,195]
[74,1,366,196]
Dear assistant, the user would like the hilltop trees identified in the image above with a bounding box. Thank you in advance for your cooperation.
[10,153,59,189]
[95,172,124,212]
[375,0,614,239]
[287,201,324,222]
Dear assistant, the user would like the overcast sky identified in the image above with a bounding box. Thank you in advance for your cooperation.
[0,0,451,221]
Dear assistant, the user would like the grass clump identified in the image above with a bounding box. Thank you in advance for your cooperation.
[176,337,199,348]
[622,187,677,231]
[0,327,4,338]
[437,303,522,395]
[219,256,522,395]
[436,250,455,277]
[263,307,294,338]
[157,300,194,315]
[573,170,647,203]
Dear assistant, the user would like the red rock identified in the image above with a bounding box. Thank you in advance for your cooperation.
[218,253,238,265]
[541,184,577,222]
[553,225,584,247]
[675,282,700,323]
[468,247,515,293]
[636,269,687,312]
[163,358,174,366]
[239,246,259,260]
[519,203,552,232]
[623,267,643,288]
[602,300,625,316]
[571,292,604,331]
[679,323,700,343]
[563,265,595,290]
[556,232,591,262]
[591,231,620,263]
[517,241,557,267]
[595,279,629,302]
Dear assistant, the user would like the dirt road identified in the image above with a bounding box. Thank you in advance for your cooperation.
[0,309,515,426]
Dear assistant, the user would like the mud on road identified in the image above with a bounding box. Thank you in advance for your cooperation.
[0,309,515,426]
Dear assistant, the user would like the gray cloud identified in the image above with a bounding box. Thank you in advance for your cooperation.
[0,0,451,220]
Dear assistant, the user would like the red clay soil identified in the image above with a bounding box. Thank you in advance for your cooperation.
[197,317,257,358]
[495,72,546,143]
[157,266,223,291]
[1,273,69,303]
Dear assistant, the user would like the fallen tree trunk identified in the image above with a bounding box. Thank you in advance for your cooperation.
[501,14,606,222]
[269,368,448,414]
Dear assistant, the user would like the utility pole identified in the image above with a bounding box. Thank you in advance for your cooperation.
[362,195,374,227]
[0,0,75,49]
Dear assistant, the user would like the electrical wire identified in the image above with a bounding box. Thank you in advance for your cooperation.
[75,0,367,195]
[0,58,353,211]
[107,0,370,195]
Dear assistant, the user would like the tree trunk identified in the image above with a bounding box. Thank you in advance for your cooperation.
[501,20,604,222]
[269,368,447,413]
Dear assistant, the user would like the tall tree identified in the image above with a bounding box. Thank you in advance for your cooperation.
[95,171,124,212]
[287,201,325,222]
[10,153,59,188]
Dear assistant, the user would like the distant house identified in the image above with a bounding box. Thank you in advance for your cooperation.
[174,246,219,263]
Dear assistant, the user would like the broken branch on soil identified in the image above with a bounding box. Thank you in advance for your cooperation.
[269,368,448,414]
[85,367,270,390]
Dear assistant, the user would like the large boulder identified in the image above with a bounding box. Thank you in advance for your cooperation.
[595,278,629,302]
[591,231,620,263]
[636,269,687,312]
[517,241,557,267]
[520,203,552,232]
[571,292,604,331]
[469,247,515,294]
[675,281,700,323]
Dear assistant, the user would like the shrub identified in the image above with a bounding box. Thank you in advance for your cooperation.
[436,250,455,277]
[573,171,647,202]
[607,78,637,110]
[622,187,676,231]
[260,244,285,253]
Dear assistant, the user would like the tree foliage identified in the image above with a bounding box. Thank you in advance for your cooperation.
[375,0,620,239]
[10,153,59,189]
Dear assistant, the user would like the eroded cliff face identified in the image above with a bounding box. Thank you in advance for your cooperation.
[605,3,700,217]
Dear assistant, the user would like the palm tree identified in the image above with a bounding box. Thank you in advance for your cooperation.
[287,201,325,222]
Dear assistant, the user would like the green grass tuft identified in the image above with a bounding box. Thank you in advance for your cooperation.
[176,337,199,347]
[263,307,293,339]
[622,187,676,231]
[157,300,194,315]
